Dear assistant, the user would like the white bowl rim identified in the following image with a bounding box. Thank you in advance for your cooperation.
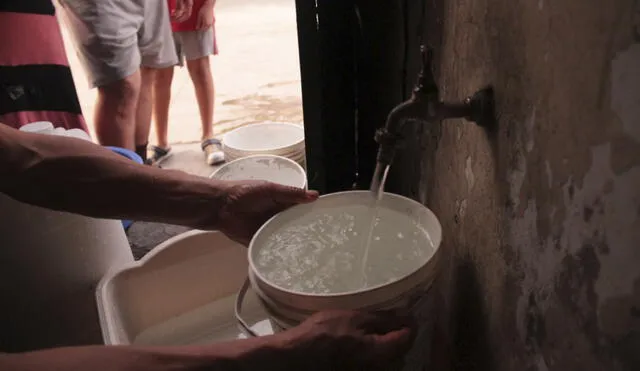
[247,190,443,298]
[223,123,304,153]
[209,154,307,189]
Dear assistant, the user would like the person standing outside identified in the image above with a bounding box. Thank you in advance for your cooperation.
[149,0,225,166]
[56,0,193,162]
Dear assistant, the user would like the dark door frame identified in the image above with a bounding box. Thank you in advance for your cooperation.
[294,0,357,194]
[294,0,430,196]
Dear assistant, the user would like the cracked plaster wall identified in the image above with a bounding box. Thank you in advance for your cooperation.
[406,0,640,369]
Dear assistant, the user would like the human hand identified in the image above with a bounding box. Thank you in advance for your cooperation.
[280,310,416,371]
[196,4,215,30]
[217,180,318,245]
[171,0,193,23]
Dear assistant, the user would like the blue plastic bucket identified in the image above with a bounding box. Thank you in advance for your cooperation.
[106,147,143,230]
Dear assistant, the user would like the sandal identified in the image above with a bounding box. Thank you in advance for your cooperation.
[202,138,225,165]
[146,145,172,166]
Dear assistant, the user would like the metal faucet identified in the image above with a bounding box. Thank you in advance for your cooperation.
[374,46,494,166]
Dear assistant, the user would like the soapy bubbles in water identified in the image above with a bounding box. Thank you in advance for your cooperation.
[255,205,435,294]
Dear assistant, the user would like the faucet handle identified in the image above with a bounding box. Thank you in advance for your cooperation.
[415,45,438,95]
[420,45,433,71]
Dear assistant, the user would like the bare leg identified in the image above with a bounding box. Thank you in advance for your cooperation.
[152,67,175,149]
[94,71,141,150]
[135,67,159,158]
[186,56,214,140]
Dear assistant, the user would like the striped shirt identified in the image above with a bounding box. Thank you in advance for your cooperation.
[0,0,88,133]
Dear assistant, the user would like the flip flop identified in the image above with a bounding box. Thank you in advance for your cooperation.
[202,138,225,165]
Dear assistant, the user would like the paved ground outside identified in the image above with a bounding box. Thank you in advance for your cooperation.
[58,0,303,255]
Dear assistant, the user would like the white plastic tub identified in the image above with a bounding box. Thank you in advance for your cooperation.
[237,191,443,371]
[246,191,442,316]
[222,122,304,156]
[210,155,307,189]
[96,230,273,345]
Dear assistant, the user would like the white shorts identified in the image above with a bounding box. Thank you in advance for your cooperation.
[173,27,217,67]
[57,0,179,88]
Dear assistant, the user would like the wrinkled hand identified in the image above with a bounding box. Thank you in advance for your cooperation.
[196,4,215,30]
[281,310,416,371]
[171,0,193,23]
[218,180,318,245]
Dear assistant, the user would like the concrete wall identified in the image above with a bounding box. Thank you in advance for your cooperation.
[407,0,640,369]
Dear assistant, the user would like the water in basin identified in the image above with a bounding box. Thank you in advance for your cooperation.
[255,203,435,294]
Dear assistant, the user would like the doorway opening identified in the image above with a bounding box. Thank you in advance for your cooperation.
[60,0,304,178]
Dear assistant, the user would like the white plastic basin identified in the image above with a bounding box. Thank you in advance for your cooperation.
[222,123,304,155]
[96,230,273,345]
[209,155,307,189]
[247,191,442,316]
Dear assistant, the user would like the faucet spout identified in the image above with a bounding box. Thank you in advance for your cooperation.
[374,45,494,167]
[374,96,432,165]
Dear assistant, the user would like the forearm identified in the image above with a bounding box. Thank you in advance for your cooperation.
[0,125,227,229]
[0,335,300,371]
[203,0,216,8]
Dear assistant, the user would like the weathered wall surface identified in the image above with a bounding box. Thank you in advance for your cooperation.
[407,0,640,369]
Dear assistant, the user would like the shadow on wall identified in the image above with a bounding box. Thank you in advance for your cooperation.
[599,278,640,369]
[451,258,495,371]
